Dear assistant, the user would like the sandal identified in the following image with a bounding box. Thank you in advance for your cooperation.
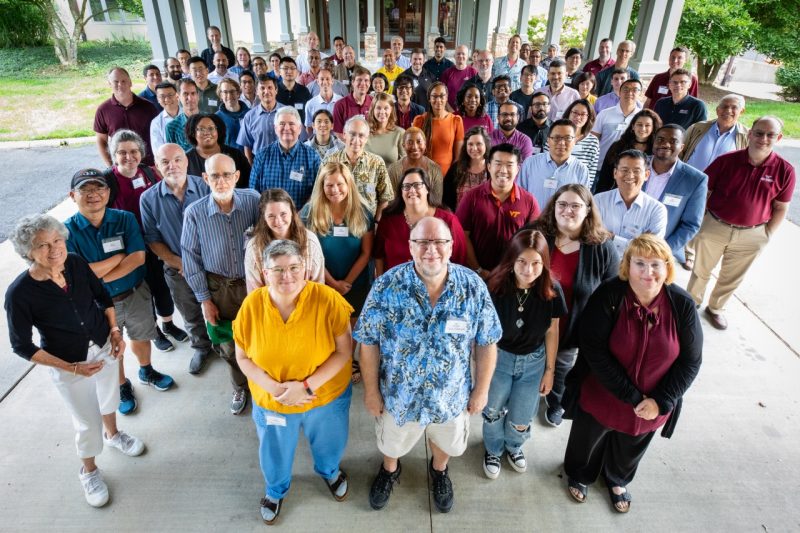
[567,478,588,503]
[607,486,631,513]
[351,360,362,384]
[325,469,349,502]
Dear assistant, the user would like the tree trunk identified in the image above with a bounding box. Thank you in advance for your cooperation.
[42,1,78,65]
[697,57,724,84]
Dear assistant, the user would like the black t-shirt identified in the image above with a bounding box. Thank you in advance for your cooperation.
[492,281,567,355]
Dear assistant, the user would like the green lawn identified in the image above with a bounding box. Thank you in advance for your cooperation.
[0,40,153,142]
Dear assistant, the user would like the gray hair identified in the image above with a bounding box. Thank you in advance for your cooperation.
[10,214,69,263]
[344,114,368,134]
[262,239,303,268]
[273,106,302,128]
[109,129,147,160]
[719,94,745,109]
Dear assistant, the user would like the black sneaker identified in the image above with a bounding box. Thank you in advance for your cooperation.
[162,321,188,342]
[429,458,454,513]
[153,326,175,352]
[369,461,401,510]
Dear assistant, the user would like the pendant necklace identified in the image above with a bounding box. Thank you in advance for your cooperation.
[515,288,530,328]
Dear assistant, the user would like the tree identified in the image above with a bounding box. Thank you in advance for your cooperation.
[746,0,800,65]
[22,0,143,66]
[676,0,756,83]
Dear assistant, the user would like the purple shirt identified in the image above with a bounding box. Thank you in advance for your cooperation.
[491,129,534,163]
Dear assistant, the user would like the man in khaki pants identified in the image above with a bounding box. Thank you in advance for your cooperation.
[687,116,796,330]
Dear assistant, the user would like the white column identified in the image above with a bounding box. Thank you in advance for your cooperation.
[583,0,617,61]
[249,0,268,53]
[544,0,565,50]
[517,0,532,38]
[142,0,189,63]
[632,0,685,76]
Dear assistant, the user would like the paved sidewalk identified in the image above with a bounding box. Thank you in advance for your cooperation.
[1,213,799,531]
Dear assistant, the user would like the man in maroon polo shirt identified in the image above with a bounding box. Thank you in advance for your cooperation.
[582,38,615,77]
[332,66,373,138]
[643,46,699,110]
[94,67,159,167]
[687,116,796,330]
[456,143,540,276]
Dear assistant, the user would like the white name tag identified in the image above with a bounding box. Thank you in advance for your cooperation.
[565,77,572,84]
[663,193,682,207]
[554,111,564,119]
[616,123,628,132]
[132,177,146,189]
[266,415,287,426]
[102,235,124,253]
[657,85,669,95]
[294,103,304,110]
[543,178,558,189]
[289,169,304,182]
[333,226,349,237]
[343,79,350,85]
[366,184,376,194]
[413,79,419,88]
[208,99,218,107]
[531,146,542,155]
[679,109,689,114]
[445,318,468,334]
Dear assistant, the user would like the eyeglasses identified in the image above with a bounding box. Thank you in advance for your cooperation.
[555,201,585,212]
[75,186,109,196]
[620,87,641,94]
[531,102,549,108]
[751,130,780,140]
[410,239,452,249]
[570,111,589,118]
[207,172,237,181]
[266,263,304,276]
[669,79,690,86]
[395,85,412,91]
[401,182,426,191]
[615,168,646,177]
[499,112,517,118]
[429,93,447,100]
[197,127,217,134]
[549,135,575,144]
[280,65,297,71]
[631,259,667,272]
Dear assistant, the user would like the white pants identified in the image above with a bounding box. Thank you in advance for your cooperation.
[49,341,119,459]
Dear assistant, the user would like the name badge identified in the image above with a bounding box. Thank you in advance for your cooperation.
[132,177,146,189]
[444,318,468,334]
[266,415,287,426]
[565,76,572,84]
[333,226,349,237]
[554,111,564,119]
[679,109,689,114]
[366,184,376,194]
[531,146,542,155]
[208,99,218,107]
[343,79,350,85]
[289,169,304,182]
[413,79,419,88]
[616,123,628,132]
[663,193,682,207]
[102,235,124,253]
[657,85,669,95]
[294,103,304,110]
[543,178,558,189]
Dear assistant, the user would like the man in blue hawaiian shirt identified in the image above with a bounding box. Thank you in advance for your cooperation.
[355,216,502,514]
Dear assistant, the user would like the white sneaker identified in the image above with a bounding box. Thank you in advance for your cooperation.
[79,466,109,507]
[104,430,145,456]
[507,450,527,473]
[483,452,501,479]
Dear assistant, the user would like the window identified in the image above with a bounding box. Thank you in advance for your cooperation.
[243,0,272,13]
[89,0,144,24]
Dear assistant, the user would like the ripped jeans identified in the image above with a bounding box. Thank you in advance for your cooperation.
[482,345,546,456]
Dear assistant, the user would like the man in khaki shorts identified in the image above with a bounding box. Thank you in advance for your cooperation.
[355,217,501,513]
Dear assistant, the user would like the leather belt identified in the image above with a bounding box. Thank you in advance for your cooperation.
[111,279,144,303]
[708,210,766,230]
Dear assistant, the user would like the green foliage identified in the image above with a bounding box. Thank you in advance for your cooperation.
[677,0,756,83]
[746,0,800,64]
[0,0,51,47]
[524,10,588,50]
[626,0,641,40]
[776,63,800,102]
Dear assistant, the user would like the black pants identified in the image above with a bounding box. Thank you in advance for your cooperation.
[564,407,655,488]
[145,249,175,319]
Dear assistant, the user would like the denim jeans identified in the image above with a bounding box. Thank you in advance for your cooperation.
[252,384,352,500]
[482,345,546,456]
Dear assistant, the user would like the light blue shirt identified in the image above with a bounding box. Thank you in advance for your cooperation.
[594,189,667,256]
[235,102,285,154]
[593,92,619,114]
[686,122,740,172]
[644,160,677,201]
[140,175,210,255]
[180,189,261,301]
[518,152,590,208]
[304,93,342,128]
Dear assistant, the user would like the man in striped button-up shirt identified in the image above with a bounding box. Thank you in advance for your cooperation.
[181,153,260,415]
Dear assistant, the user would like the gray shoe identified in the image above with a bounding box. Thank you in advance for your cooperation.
[231,388,248,415]
[189,349,209,375]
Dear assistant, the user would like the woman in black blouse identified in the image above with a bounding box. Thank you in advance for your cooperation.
[185,113,251,187]
[481,229,567,479]
[5,214,144,508]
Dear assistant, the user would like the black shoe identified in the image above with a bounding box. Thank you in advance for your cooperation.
[162,321,188,342]
[429,458,454,513]
[153,326,175,352]
[545,405,564,427]
[189,349,209,375]
[369,461,401,510]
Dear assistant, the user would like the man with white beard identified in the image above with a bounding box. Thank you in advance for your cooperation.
[181,154,260,415]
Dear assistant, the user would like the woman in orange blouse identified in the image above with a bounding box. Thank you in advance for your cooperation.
[412,82,464,176]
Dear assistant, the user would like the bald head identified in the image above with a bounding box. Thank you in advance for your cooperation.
[205,153,235,174]
[410,216,452,240]
[156,143,189,184]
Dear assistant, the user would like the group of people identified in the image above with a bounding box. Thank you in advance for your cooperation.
[5,26,796,525]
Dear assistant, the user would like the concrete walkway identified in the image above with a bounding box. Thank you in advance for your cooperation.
[1,209,799,531]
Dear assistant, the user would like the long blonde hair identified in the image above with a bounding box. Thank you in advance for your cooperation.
[306,162,370,237]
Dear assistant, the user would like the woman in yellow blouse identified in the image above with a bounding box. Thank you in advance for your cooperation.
[233,239,354,525]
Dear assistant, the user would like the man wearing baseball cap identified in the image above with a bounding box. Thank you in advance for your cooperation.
[64,169,175,415]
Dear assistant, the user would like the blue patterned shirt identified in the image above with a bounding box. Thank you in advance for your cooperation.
[354,263,502,426]
[165,112,191,152]
[249,140,321,207]
[236,102,284,154]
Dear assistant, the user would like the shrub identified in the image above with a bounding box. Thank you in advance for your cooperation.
[0,0,50,48]
[776,62,800,102]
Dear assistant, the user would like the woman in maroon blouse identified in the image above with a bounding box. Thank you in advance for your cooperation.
[373,167,467,276]
[562,234,702,513]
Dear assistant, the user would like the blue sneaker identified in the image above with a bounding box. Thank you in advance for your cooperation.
[119,379,137,415]
[138,367,175,391]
